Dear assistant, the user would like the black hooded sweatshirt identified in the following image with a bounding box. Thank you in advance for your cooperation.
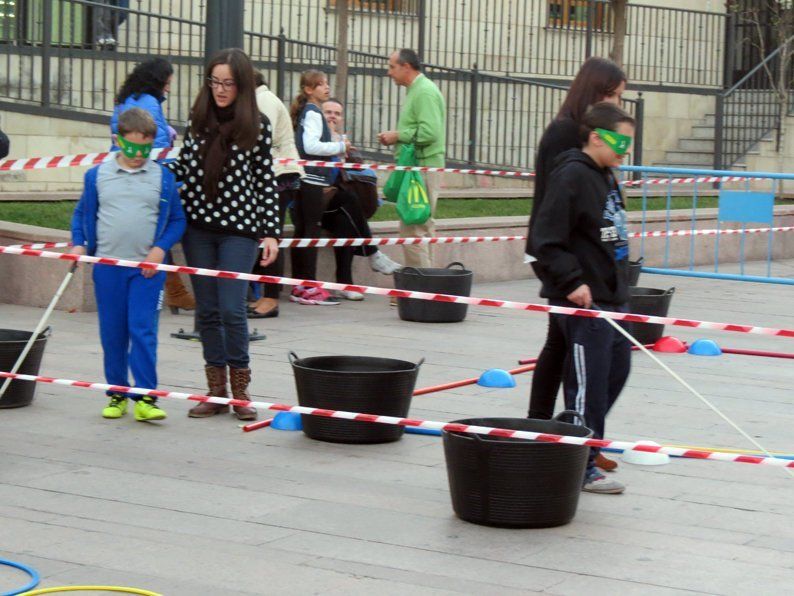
[531,148,629,305]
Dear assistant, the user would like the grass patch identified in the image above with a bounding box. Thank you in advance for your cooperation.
[0,195,733,231]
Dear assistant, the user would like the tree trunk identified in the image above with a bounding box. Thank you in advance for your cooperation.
[335,0,350,105]
[610,0,628,67]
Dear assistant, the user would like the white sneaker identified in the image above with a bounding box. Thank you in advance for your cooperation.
[369,250,403,275]
[582,470,625,494]
[337,290,365,301]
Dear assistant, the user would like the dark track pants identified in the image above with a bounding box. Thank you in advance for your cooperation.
[551,300,631,473]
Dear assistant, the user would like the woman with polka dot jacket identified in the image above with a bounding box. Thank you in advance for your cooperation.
[167,48,280,421]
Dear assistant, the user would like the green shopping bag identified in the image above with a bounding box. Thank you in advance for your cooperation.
[396,170,431,225]
[383,142,417,203]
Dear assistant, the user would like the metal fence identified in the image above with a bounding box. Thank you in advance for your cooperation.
[247,32,642,169]
[620,164,792,284]
[244,0,727,88]
[715,37,794,169]
[0,0,204,128]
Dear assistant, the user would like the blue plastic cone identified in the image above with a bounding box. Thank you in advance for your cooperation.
[271,411,303,431]
[687,339,722,356]
[476,368,517,388]
[405,427,442,437]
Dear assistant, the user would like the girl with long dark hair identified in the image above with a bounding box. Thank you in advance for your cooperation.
[167,48,280,421]
[526,57,627,470]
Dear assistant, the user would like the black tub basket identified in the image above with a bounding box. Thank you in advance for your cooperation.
[628,257,643,286]
[290,352,422,444]
[443,412,592,528]
[393,261,473,323]
[0,328,50,408]
[628,286,675,345]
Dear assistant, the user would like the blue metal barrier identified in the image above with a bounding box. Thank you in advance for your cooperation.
[615,165,793,285]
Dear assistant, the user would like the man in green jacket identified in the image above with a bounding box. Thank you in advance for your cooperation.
[378,48,446,268]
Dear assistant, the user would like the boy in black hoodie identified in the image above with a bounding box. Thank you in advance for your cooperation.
[531,102,634,495]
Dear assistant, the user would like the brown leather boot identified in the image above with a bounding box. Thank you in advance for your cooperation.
[165,272,196,313]
[596,452,618,472]
[229,366,257,421]
[188,365,230,417]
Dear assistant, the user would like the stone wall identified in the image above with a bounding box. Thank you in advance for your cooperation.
[2,207,793,312]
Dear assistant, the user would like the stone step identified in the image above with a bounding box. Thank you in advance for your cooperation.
[679,138,715,152]
[691,125,715,139]
[663,150,715,166]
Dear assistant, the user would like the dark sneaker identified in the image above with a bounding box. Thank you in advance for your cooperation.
[582,469,625,494]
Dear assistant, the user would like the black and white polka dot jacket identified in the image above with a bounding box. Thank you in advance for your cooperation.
[168,115,281,239]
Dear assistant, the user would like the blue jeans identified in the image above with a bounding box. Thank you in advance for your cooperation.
[93,264,165,398]
[182,226,258,369]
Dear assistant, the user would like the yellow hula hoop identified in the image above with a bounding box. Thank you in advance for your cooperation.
[21,586,161,596]
[665,443,794,457]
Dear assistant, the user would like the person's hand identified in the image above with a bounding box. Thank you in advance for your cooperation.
[378,131,399,146]
[566,284,592,308]
[69,245,86,267]
[260,237,279,268]
[343,137,355,155]
[142,247,166,278]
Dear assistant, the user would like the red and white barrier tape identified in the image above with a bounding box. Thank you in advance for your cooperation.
[0,149,769,187]
[622,175,764,187]
[1,370,791,469]
[2,245,793,338]
[7,226,794,252]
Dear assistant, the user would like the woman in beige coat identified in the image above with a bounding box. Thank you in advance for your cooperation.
[248,72,305,318]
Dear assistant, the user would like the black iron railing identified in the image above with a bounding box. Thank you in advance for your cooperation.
[714,36,794,169]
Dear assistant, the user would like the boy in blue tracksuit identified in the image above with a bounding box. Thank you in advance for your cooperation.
[71,107,185,421]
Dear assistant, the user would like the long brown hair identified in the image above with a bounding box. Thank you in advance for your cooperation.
[189,48,260,150]
[290,70,327,129]
[557,57,627,123]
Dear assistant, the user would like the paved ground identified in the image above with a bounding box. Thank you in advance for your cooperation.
[1,265,793,595]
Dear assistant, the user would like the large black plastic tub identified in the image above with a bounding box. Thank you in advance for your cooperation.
[0,328,49,408]
[628,257,643,286]
[628,286,675,345]
[290,352,422,444]
[393,262,473,323]
[443,413,592,528]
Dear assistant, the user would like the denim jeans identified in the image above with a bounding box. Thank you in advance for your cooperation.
[182,225,258,369]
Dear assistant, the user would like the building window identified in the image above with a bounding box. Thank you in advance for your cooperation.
[548,0,612,32]
[327,0,419,17]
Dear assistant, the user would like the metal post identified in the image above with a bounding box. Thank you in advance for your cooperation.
[41,0,52,107]
[276,29,286,100]
[714,92,725,171]
[468,64,479,165]
[585,0,594,59]
[416,0,427,63]
[205,0,244,62]
[723,11,737,88]
[633,92,644,175]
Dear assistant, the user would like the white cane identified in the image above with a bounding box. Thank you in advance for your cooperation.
[0,262,78,400]
[592,302,792,478]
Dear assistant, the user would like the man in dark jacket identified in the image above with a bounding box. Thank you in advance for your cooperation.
[532,102,635,495]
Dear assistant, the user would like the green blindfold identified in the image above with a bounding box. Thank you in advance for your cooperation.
[117,135,153,159]
[595,128,632,156]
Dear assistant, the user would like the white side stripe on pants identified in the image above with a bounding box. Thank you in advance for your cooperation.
[573,343,586,424]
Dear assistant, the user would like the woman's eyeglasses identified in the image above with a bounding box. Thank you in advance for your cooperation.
[206,77,237,90]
